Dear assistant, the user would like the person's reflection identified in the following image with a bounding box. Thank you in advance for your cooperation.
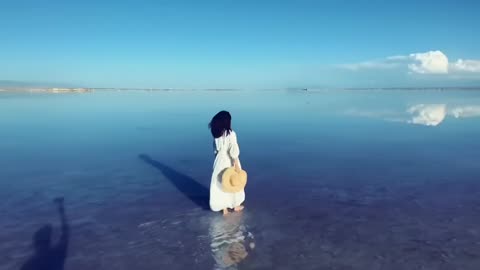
[209,212,254,269]
[21,197,69,270]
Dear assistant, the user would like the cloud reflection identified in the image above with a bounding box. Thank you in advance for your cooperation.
[407,104,447,126]
[450,106,480,118]
[347,104,480,127]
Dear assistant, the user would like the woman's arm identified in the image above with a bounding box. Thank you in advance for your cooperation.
[229,132,241,171]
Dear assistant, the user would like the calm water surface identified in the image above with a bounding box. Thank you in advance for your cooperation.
[1,90,480,269]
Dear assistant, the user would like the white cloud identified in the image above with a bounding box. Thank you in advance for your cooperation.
[339,50,480,77]
[386,55,409,61]
[407,104,447,126]
[451,59,480,73]
[408,51,449,74]
[338,61,399,71]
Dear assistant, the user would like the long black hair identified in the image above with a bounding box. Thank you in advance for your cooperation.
[209,111,232,138]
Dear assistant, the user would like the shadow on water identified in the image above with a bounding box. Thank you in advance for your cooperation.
[138,154,210,210]
[21,197,69,270]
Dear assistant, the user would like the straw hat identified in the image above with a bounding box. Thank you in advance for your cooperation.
[222,167,247,193]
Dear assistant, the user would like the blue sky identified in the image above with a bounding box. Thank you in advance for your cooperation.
[1,0,480,88]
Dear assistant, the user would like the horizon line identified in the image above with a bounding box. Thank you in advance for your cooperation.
[2,86,480,92]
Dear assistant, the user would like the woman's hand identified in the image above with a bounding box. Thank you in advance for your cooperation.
[234,159,241,172]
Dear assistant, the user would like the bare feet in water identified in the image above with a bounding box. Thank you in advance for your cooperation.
[234,205,244,212]
[223,206,244,215]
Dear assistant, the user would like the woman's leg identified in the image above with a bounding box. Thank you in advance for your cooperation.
[233,191,245,212]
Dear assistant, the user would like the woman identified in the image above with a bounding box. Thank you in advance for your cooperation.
[209,111,245,215]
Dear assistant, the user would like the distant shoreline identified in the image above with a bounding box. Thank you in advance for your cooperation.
[1,86,480,93]
[0,87,94,94]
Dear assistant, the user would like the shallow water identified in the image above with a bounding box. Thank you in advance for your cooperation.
[1,89,480,269]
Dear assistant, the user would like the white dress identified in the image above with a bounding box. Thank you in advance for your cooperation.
[210,130,245,212]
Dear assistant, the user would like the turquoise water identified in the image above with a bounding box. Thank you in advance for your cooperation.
[1,90,480,269]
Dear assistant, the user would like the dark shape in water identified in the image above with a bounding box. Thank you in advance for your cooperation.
[139,154,209,210]
[21,197,69,270]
